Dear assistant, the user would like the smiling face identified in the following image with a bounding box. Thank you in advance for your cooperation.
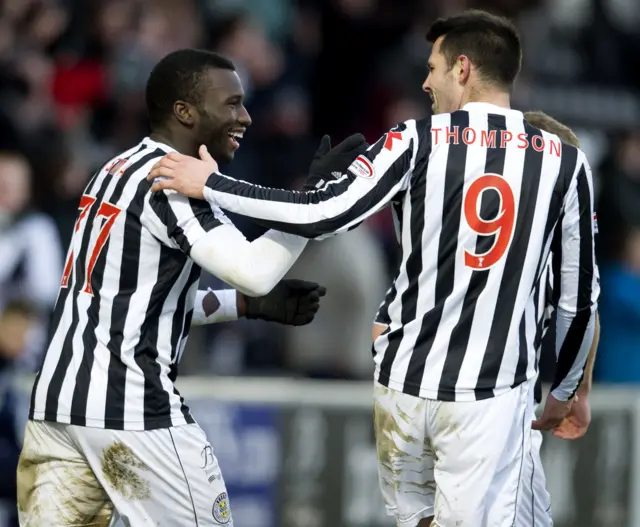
[180,68,251,163]
[422,36,464,115]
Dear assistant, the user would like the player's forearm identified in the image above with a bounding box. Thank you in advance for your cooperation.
[191,289,244,325]
[577,312,600,395]
[550,305,596,401]
[202,172,397,239]
[190,225,307,297]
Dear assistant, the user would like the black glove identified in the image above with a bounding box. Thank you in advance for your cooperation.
[244,279,327,326]
[303,133,369,191]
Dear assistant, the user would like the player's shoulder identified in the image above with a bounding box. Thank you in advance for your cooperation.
[94,140,166,193]
[387,117,433,151]
[556,142,590,173]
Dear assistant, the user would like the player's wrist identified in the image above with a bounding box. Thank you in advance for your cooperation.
[576,381,591,396]
[550,385,574,403]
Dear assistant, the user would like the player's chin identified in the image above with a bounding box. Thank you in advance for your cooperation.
[211,147,234,164]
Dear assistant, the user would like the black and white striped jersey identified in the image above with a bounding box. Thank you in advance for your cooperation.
[29,137,226,430]
[200,102,600,401]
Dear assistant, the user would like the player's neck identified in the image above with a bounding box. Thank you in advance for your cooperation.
[149,129,198,157]
[463,88,511,110]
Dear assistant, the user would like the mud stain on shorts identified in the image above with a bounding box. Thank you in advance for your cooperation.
[373,387,435,495]
[16,453,38,513]
[59,464,113,526]
[18,452,113,525]
[101,442,151,500]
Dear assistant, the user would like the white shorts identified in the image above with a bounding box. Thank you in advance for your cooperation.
[516,405,553,526]
[373,379,535,527]
[17,420,233,526]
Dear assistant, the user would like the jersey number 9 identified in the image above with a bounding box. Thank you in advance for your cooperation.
[463,174,516,270]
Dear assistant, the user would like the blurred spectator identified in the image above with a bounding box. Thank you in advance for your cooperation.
[0,151,63,370]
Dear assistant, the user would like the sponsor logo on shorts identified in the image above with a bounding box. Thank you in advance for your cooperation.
[201,445,215,469]
[201,444,223,485]
[213,492,230,524]
[348,155,375,179]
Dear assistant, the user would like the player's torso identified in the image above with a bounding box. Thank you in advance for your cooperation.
[378,109,567,398]
[31,138,199,430]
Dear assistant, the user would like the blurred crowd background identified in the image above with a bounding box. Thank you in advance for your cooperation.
[0,0,639,524]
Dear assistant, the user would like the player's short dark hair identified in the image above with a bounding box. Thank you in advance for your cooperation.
[146,49,236,129]
[426,10,521,89]
[524,111,580,147]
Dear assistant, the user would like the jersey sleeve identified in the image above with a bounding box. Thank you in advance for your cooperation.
[550,150,600,401]
[142,190,232,255]
[201,118,430,239]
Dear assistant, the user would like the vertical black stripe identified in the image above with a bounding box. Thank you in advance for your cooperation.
[177,303,195,422]
[532,280,543,350]
[438,114,507,400]
[169,303,195,426]
[573,166,595,310]
[403,112,469,395]
[475,122,546,398]
[391,197,404,244]
[70,151,161,426]
[377,122,432,387]
[551,165,594,394]
[513,315,529,388]
[529,145,578,299]
[170,265,201,361]
[137,246,190,430]
[550,222,563,308]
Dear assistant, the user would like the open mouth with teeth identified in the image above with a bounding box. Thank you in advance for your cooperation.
[228,131,244,150]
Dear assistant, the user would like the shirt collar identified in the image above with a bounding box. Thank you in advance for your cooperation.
[142,136,176,153]
[462,102,523,118]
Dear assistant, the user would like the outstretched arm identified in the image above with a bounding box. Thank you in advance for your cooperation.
[149,120,430,238]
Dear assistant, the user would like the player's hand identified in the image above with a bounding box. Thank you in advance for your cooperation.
[303,133,369,191]
[244,279,327,326]
[303,135,333,191]
[532,392,574,431]
[552,393,591,440]
[148,145,218,199]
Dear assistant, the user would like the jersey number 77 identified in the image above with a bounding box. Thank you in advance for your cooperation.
[60,194,122,295]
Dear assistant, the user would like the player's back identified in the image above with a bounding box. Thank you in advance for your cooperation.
[375,104,592,401]
[30,137,203,431]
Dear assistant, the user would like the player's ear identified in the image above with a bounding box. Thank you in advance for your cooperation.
[174,101,196,127]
